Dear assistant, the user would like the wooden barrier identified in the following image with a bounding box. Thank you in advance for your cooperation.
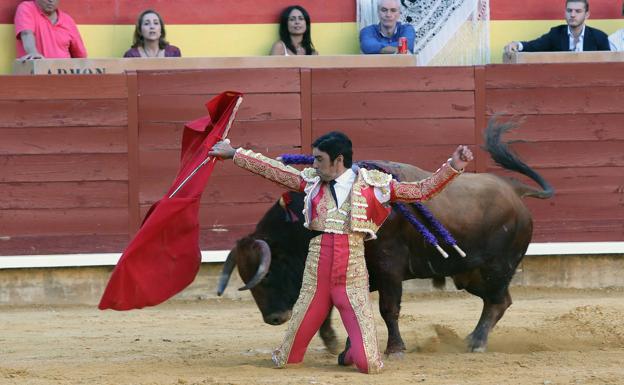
[310,66,478,171]
[485,62,624,242]
[0,75,131,254]
[1,63,623,257]
[12,55,418,75]
[135,68,306,250]
[503,51,624,64]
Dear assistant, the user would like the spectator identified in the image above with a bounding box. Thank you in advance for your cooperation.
[270,5,317,55]
[504,0,610,53]
[609,2,624,51]
[14,0,87,60]
[123,10,181,58]
[359,0,415,54]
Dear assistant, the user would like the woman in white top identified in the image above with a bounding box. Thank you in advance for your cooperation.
[270,5,318,56]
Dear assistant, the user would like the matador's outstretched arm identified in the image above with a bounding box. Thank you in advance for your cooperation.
[209,139,305,192]
[390,145,473,202]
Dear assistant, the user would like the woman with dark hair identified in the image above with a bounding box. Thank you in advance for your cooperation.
[270,5,318,55]
[123,9,181,58]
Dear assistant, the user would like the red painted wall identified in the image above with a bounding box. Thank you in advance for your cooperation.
[1,0,620,24]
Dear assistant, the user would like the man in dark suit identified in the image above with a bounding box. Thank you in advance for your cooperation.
[504,0,610,53]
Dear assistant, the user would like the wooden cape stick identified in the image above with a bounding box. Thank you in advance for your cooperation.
[168,96,243,199]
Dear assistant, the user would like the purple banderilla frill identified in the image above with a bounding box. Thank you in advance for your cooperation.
[280,154,466,258]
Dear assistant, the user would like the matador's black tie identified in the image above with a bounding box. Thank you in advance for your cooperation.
[329,180,338,206]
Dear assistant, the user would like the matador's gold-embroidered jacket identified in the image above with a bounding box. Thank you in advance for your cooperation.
[233,148,461,240]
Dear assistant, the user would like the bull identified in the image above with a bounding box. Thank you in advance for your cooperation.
[217,120,554,356]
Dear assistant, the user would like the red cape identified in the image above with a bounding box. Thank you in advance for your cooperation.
[99,91,243,310]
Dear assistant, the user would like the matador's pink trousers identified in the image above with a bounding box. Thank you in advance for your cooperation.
[272,232,383,374]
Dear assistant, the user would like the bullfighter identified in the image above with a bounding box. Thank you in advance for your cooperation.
[209,131,473,373]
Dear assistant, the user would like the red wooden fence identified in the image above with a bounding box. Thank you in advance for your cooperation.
[0,75,130,254]
[1,64,622,256]
[484,63,624,241]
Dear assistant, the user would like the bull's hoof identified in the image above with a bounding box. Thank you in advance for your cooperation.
[320,331,340,355]
[384,340,406,359]
[324,337,340,355]
[466,334,487,352]
[470,346,486,353]
[384,350,405,360]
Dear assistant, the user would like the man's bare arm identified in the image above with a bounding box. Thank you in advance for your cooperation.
[19,30,44,60]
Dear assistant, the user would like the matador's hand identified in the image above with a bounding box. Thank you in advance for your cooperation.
[450,145,473,171]
[209,139,236,159]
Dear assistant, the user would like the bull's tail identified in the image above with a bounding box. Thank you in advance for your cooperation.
[483,118,554,199]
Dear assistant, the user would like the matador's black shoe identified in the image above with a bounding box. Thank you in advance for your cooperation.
[337,338,352,366]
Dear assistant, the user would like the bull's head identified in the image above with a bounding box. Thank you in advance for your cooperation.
[216,194,311,325]
[217,238,272,294]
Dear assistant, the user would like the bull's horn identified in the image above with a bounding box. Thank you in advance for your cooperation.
[216,249,237,296]
[238,239,272,291]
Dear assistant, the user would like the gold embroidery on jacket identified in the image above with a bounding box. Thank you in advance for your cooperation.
[345,234,383,373]
[304,167,395,240]
[350,172,381,240]
[392,161,459,202]
[351,220,382,239]
[233,148,303,191]
[309,184,351,234]
[301,167,318,182]
[272,236,322,367]
[361,168,392,187]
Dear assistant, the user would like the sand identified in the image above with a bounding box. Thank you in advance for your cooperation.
[1,287,623,385]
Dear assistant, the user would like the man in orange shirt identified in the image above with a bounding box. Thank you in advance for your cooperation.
[15,0,87,60]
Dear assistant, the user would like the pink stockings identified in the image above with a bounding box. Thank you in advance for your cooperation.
[272,233,383,374]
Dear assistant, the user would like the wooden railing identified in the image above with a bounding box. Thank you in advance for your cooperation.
[503,51,624,64]
[12,55,418,75]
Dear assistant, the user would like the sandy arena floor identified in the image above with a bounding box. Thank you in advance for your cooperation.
[1,287,623,385]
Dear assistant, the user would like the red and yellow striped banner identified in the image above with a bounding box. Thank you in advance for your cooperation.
[0,0,355,24]
[1,0,622,73]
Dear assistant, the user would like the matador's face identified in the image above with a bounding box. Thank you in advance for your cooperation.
[312,148,344,182]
